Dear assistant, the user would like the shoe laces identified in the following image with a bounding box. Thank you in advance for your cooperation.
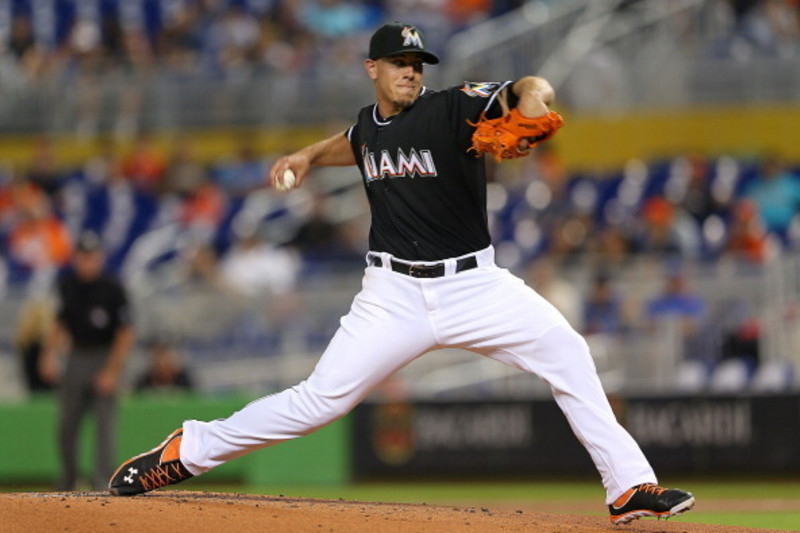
[638,483,666,495]
[138,462,189,492]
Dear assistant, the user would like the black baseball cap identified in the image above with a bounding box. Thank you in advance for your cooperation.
[368,22,439,65]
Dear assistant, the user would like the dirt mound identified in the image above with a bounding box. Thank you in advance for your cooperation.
[0,491,777,533]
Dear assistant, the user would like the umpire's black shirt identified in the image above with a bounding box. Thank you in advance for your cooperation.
[347,81,513,261]
[56,273,131,349]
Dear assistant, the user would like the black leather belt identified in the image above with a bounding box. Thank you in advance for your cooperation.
[368,255,478,278]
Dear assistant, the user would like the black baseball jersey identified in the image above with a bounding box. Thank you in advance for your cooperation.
[56,272,131,349]
[347,80,517,261]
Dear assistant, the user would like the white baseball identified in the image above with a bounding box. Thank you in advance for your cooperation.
[277,168,296,191]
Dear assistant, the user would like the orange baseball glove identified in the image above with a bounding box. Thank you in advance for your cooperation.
[469,108,564,163]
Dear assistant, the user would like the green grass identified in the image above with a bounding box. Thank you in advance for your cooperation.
[6,479,799,531]
[174,479,800,530]
[677,512,799,530]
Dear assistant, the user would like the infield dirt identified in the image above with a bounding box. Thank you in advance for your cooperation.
[0,491,789,533]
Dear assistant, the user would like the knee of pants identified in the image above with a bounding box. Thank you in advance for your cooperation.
[555,324,592,353]
[536,326,598,375]
[297,386,357,430]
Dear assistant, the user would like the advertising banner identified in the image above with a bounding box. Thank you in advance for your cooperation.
[352,395,800,478]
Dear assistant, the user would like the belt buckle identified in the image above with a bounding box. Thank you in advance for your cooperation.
[408,263,442,278]
[408,264,425,277]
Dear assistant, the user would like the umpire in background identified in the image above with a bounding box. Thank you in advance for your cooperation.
[40,230,135,491]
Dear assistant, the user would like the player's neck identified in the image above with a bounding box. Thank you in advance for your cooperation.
[376,101,402,121]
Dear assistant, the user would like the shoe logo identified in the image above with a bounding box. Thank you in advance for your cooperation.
[124,467,138,484]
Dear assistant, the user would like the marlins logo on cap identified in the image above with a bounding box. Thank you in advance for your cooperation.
[368,22,439,65]
[401,26,423,48]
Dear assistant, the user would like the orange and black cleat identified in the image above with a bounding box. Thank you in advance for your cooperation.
[108,429,193,496]
[608,483,695,525]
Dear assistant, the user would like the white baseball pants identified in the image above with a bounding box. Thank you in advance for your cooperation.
[181,246,656,503]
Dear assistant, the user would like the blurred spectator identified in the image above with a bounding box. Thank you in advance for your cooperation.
[0,172,48,232]
[14,296,56,392]
[7,195,72,273]
[588,226,633,269]
[743,154,800,238]
[720,316,761,371]
[179,241,232,295]
[6,13,37,62]
[720,0,800,58]
[633,197,701,258]
[66,15,109,140]
[645,265,706,338]
[525,256,583,330]
[209,4,262,79]
[178,178,227,243]
[532,142,568,189]
[299,0,371,38]
[142,242,244,342]
[135,339,194,393]
[547,213,594,266]
[666,153,720,224]
[288,191,339,260]
[111,25,156,141]
[385,0,455,56]
[213,140,270,197]
[446,0,491,30]
[722,199,770,263]
[120,132,167,194]
[221,224,299,297]
[26,136,66,200]
[157,2,205,76]
[583,272,627,336]
[163,139,209,197]
[4,13,48,84]
[39,231,134,491]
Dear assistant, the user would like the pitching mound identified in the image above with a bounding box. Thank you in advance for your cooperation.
[0,491,776,533]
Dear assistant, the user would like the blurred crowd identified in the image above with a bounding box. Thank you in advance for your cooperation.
[2,134,800,288]
[1,0,798,82]
[5,134,798,279]
[490,148,800,270]
[3,137,799,394]
[0,133,364,286]
[1,0,799,139]
[710,0,800,59]
[0,0,520,87]
[3,0,800,395]
[2,135,799,393]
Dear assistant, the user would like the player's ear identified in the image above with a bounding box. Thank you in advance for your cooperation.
[365,59,378,80]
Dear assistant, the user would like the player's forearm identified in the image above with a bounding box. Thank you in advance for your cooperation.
[512,76,554,118]
[42,321,69,361]
[271,130,355,189]
[39,321,69,383]
[302,131,356,168]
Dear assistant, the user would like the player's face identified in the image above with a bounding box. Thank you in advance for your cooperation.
[366,53,424,116]
[74,250,105,281]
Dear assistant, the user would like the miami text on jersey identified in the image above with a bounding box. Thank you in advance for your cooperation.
[362,145,438,182]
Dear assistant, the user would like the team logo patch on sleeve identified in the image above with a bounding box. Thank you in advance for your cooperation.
[460,81,502,98]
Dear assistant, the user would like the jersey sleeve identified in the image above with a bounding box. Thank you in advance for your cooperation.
[447,80,515,150]
[346,123,361,165]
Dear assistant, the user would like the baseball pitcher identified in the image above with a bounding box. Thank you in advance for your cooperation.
[109,22,694,525]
